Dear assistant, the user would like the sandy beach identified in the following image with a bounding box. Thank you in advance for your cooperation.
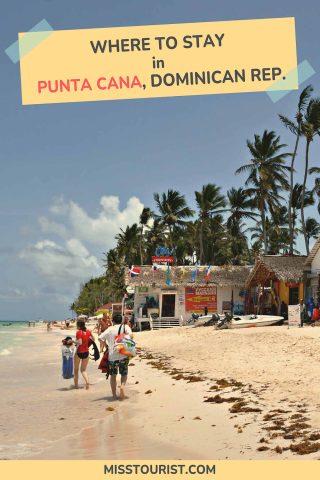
[1,324,320,460]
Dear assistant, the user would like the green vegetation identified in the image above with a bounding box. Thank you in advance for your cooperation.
[72,85,320,314]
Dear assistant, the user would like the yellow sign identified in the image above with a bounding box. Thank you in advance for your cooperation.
[19,18,298,105]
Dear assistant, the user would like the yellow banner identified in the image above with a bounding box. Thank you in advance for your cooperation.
[19,18,298,105]
[1,460,320,480]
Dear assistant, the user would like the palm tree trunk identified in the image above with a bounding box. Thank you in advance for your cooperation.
[288,133,300,254]
[139,227,143,265]
[168,225,173,248]
[261,205,267,254]
[199,221,204,264]
[301,140,310,254]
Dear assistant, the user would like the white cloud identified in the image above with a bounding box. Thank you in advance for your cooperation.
[40,195,144,249]
[17,194,144,310]
[19,238,101,283]
[0,287,28,300]
[38,216,68,238]
[49,195,69,216]
[0,285,72,305]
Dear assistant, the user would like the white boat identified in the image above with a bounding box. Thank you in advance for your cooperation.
[228,314,284,329]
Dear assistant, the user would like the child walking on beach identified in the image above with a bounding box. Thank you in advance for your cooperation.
[74,320,95,390]
[61,336,75,379]
[98,314,133,400]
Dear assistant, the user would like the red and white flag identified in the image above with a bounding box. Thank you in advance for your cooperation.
[205,265,212,283]
[128,266,140,277]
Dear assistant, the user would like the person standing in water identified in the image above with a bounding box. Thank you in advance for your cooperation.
[98,314,133,400]
[74,320,95,390]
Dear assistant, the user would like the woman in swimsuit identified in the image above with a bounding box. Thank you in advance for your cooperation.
[74,320,94,390]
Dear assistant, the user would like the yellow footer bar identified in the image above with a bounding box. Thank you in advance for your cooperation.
[1,460,320,480]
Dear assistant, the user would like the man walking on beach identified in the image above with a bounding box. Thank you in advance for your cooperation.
[98,314,133,400]
[299,299,306,328]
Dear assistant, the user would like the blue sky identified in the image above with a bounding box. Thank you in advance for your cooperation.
[1,0,320,320]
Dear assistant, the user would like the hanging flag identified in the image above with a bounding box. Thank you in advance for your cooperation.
[191,264,198,283]
[205,264,211,283]
[128,266,140,277]
[166,264,172,286]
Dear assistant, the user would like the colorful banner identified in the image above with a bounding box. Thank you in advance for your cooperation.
[185,286,217,312]
[19,17,298,105]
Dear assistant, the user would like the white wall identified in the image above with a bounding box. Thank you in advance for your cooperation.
[134,285,245,320]
[216,286,244,313]
[311,248,320,273]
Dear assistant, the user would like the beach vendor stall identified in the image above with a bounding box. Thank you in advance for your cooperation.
[126,265,250,329]
[245,255,306,315]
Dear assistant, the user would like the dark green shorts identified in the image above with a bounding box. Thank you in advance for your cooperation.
[108,358,129,376]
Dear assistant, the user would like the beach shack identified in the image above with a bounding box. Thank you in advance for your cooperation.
[245,255,306,314]
[126,265,251,329]
[304,237,320,303]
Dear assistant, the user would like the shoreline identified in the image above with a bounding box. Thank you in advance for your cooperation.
[1,325,320,459]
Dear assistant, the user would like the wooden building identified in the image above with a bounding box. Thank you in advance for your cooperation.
[245,255,306,314]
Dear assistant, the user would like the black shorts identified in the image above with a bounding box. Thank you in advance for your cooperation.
[77,351,89,359]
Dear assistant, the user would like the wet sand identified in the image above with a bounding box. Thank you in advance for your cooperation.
[1,325,320,459]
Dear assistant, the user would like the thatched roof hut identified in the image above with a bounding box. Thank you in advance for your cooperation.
[126,265,251,288]
[245,255,307,287]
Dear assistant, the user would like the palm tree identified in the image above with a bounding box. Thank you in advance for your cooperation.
[115,223,140,264]
[144,218,166,261]
[226,187,258,226]
[291,183,314,247]
[305,217,320,252]
[309,167,320,215]
[205,214,230,265]
[227,219,249,264]
[279,85,313,254]
[139,207,153,265]
[235,130,290,254]
[102,248,125,300]
[195,184,226,263]
[301,98,320,253]
[268,206,290,254]
[153,189,194,247]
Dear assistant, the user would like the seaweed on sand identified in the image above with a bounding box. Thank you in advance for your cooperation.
[289,441,320,455]
[229,401,262,414]
[286,422,311,431]
[216,378,244,389]
[185,375,205,383]
[204,395,241,404]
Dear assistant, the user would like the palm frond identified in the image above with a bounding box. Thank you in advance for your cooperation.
[279,115,299,135]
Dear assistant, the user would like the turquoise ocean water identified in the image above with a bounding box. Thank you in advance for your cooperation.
[0,320,39,353]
